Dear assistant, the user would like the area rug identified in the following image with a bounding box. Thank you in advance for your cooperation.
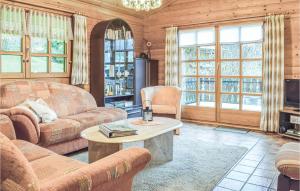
[70,123,248,191]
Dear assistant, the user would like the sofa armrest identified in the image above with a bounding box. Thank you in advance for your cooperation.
[0,114,16,140]
[40,148,151,191]
[6,107,40,144]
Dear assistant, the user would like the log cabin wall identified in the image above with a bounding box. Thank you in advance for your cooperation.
[0,0,145,89]
[144,0,300,85]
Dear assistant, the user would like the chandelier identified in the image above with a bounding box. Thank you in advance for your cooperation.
[122,0,162,11]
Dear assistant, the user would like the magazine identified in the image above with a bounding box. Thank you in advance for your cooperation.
[99,123,137,138]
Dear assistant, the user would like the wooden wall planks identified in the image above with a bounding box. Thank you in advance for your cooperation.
[144,0,300,84]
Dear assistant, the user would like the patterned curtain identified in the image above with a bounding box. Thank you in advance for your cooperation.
[260,15,285,132]
[0,5,26,35]
[71,15,89,85]
[28,10,73,41]
[165,27,179,86]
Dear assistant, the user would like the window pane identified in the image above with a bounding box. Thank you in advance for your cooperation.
[1,55,22,73]
[199,46,215,60]
[181,77,197,91]
[182,92,196,106]
[105,52,111,63]
[242,61,262,76]
[128,51,134,62]
[1,34,22,51]
[181,47,196,61]
[179,31,196,46]
[197,28,215,44]
[242,95,262,111]
[182,62,197,75]
[115,52,125,62]
[31,57,48,73]
[221,44,240,59]
[199,77,215,92]
[241,24,263,42]
[221,78,240,93]
[199,61,215,75]
[220,26,239,43]
[242,78,262,93]
[31,37,48,53]
[221,94,239,110]
[115,40,125,50]
[51,57,66,73]
[51,40,65,54]
[126,39,134,50]
[242,43,262,59]
[221,61,240,76]
[198,93,215,107]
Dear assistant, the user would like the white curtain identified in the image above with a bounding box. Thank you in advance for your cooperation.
[0,5,26,35]
[71,15,89,85]
[165,26,179,86]
[260,15,285,132]
[28,10,73,41]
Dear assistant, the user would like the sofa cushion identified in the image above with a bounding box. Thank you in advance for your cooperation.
[0,80,50,109]
[63,107,127,128]
[275,142,300,180]
[39,119,82,146]
[46,82,97,117]
[31,154,86,185]
[0,132,39,191]
[152,105,177,115]
[13,140,54,162]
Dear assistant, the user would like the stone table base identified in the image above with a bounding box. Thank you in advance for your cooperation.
[88,131,173,164]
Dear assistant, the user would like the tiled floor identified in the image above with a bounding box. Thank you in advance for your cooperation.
[209,125,297,191]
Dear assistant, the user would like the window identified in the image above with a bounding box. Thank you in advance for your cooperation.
[30,37,67,74]
[179,23,263,112]
[180,28,216,107]
[220,24,263,111]
[0,34,24,76]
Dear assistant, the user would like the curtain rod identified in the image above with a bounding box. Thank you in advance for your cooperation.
[2,1,86,17]
[161,11,292,29]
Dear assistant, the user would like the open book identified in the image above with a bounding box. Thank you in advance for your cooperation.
[99,123,137,138]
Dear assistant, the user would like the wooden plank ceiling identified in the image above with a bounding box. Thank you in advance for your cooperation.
[77,0,177,18]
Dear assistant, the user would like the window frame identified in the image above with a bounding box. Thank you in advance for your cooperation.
[0,35,26,79]
[28,36,71,78]
[179,22,263,112]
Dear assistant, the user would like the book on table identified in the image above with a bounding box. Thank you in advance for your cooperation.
[99,123,137,138]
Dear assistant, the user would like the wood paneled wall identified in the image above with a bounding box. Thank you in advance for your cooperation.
[0,0,144,87]
[144,0,300,84]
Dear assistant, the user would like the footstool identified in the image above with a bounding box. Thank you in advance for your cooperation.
[275,142,300,191]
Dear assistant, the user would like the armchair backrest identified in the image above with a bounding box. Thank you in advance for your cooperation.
[0,132,39,191]
[141,86,182,107]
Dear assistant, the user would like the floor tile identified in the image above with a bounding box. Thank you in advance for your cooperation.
[213,187,233,191]
[233,164,256,174]
[241,183,268,191]
[253,168,276,179]
[239,159,260,167]
[227,171,251,182]
[247,175,272,187]
[257,162,277,171]
[218,178,245,191]
[244,154,264,162]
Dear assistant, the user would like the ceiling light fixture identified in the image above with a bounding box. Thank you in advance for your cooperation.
[122,0,162,11]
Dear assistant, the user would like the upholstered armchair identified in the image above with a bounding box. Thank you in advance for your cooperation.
[141,86,182,134]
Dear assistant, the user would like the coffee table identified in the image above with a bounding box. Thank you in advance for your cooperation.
[81,117,182,164]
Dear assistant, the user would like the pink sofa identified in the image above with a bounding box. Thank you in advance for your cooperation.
[0,114,151,191]
[0,81,127,154]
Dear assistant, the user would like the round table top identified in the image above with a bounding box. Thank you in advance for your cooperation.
[80,117,183,144]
